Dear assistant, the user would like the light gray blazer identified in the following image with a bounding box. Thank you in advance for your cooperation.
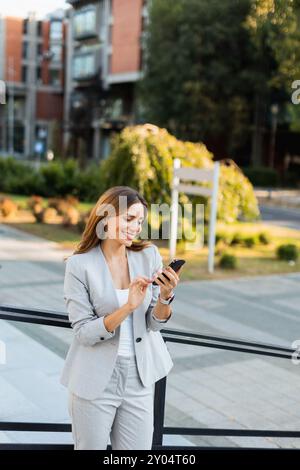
[60,243,174,400]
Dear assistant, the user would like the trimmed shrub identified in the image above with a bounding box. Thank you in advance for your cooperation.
[0,157,104,202]
[258,231,271,245]
[242,235,257,248]
[62,207,80,226]
[27,195,43,210]
[230,232,244,246]
[65,195,80,207]
[242,166,280,187]
[0,197,18,217]
[216,231,233,245]
[48,198,72,216]
[276,244,298,261]
[219,253,237,269]
[40,208,58,224]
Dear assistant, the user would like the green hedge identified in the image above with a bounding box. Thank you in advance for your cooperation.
[276,244,298,261]
[242,166,280,188]
[0,157,105,202]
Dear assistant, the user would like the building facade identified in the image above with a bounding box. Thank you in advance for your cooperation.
[0,10,66,158]
[65,0,147,161]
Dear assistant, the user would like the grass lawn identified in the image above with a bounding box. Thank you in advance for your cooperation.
[3,218,300,280]
[169,223,300,280]
[2,193,300,280]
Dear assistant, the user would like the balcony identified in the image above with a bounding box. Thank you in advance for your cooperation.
[72,4,99,41]
[72,49,101,83]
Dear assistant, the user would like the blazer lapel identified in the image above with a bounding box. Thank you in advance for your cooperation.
[97,244,150,335]
[97,243,121,314]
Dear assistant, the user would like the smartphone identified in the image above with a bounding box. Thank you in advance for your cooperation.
[152,258,186,285]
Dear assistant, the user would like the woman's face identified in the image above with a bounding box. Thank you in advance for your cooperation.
[106,202,146,246]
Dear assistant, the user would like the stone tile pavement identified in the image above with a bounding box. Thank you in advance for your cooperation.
[1,223,300,448]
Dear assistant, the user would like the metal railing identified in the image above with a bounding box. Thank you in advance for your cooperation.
[0,304,299,450]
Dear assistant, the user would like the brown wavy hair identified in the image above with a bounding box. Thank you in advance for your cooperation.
[64,186,152,261]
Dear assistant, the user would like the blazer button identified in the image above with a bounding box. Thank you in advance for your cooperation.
[100,337,105,340]
[136,337,142,343]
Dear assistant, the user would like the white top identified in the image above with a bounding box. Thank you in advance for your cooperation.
[114,288,135,357]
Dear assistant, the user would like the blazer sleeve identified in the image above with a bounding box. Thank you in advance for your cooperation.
[145,245,173,332]
[64,256,116,347]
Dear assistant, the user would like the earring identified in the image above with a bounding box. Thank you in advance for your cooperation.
[96,219,107,240]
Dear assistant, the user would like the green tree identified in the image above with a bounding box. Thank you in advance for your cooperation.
[140,0,300,165]
[245,0,300,165]
[140,0,252,156]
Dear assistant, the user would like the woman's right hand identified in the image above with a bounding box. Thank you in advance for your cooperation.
[127,276,152,311]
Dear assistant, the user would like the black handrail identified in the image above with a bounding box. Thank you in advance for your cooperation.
[0,304,299,450]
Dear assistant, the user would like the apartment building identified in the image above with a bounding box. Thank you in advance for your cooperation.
[0,10,66,158]
[65,0,148,160]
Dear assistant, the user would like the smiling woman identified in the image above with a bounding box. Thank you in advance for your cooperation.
[70,185,152,255]
[60,185,181,450]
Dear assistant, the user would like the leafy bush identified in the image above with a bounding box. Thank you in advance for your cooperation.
[219,253,237,269]
[0,156,105,202]
[276,244,298,261]
[242,166,280,187]
[242,235,257,248]
[62,206,80,226]
[230,232,244,245]
[258,231,271,245]
[0,157,41,194]
[0,197,18,217]
[76,163,105,202]
[102,125,259,223]
[216,231,233,245]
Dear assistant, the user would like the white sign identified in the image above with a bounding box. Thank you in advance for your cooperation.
[170,158,220,273]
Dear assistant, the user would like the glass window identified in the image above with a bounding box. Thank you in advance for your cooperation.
[37,21,43,36]
[50,20,63,40]
[37,43,43,57]
[22,19,28,35]
[73,7,97,38]
[73,54,96,80]
[22,42,28,59]
[21,66,27,83]
[36,66,42,82]
[50,44,62,62]
[49,69,61,86]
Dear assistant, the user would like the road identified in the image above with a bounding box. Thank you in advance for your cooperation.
[259,204,300,231]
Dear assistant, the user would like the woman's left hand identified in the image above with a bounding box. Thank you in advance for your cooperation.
[152,266,182,299]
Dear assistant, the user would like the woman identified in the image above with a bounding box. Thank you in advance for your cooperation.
[60,186,182,450]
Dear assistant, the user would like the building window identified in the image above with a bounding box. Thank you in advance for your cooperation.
[49,69,61,86]
[22,19,28,35]
[108,24,113,45]
[21,66,27,83]
[36,66,42,83]
[73,6,97,38]
[22,42,28,59]
[37,20,43,36]
[50,44,62,62]
[50,20,63,40]
[73,54,96,80]
[37,43,43,57]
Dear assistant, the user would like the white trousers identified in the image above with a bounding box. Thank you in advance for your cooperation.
[68,354,155,450]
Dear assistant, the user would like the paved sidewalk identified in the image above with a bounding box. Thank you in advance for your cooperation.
[1,223,300,448]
